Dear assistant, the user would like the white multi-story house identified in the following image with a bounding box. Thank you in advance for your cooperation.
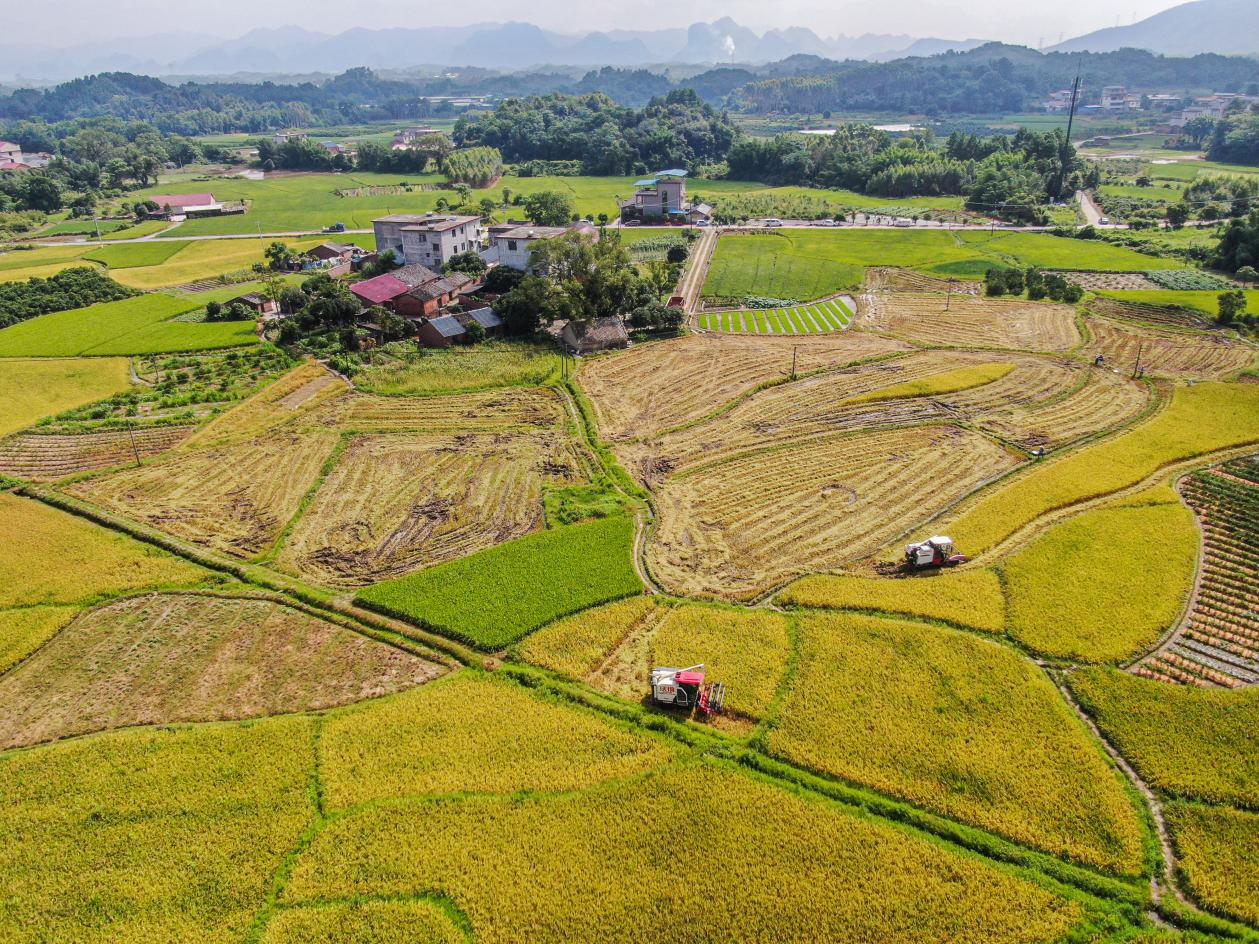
[482,223,571,271]
[372,213,483,269]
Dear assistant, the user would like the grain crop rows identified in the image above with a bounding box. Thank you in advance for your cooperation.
[579,332,907,442]
[1135,462,1259,688]
[278,430,586,586]
[1082,316,1257,380]
[0,425,196,481]
[859,293,1080,351]
[697,297,855,334]
[648,424,1020,599]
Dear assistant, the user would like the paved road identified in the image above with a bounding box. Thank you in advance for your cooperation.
[1076,190,1107,228]
[675,227,718,316]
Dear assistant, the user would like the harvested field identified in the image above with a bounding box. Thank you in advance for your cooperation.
[864,267,981,295]
[283,763,1094,944]
[619,350,1028,484]
[1056,271,1159,291]
[648,424,1021,599]
[766,611,1146,874]
[68,431,338,558]
[976,365,1151,450]
[578,331,908,442]
[278,429,586,586]
[328,386,563,433]
[0,593,443,748]
[319,673,676,809]
[858,292,1080,351]
[0,425,195,481]
[183,364,350,447]
[1089,294,1211,329]
[1135,464,1259,688]
[1082,316,1257,380]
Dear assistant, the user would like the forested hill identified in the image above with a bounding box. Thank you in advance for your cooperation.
[3,45,1259,133]
[734,45,1259,115]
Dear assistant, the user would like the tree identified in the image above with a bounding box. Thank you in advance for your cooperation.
[483,265,525,294]
[628,301,682,332]
[374,308,410,341]
[643,259,676,299]
[478,197,498,220]
[444,251,488,276]
[1166,204,1189,229]
[1218,289,1246,325]
[496,275,552,336]
[20,174,62,212]
[453,183,472,207]
[1236,265,1258,285]
[666,243,689,264]
[527,231,652,324]
[523,190,575,227]
[1211,211,1259,273]
[465,320,486,343]
[264,241,294,271]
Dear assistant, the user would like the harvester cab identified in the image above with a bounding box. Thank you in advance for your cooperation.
[650,664,726,718]
[904,536,967,570]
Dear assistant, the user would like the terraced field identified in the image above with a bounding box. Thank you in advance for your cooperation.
[696,296,855,333]
[1082,315,1257,380]
[859,292,1081,351]
[578,331,908,442]
[277,429,586,586]
[1134,460,1259,687]
[0,425,196,481]
[649,424,1020,599]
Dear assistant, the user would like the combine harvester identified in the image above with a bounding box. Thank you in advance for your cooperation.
[650,664,726,718]
[903,536,968,570]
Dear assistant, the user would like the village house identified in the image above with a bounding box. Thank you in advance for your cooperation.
[390,127,447,150]
[415,307,504,348]
[619,170,712,225]
[561,316,629,355]
[306,241,358,276]
[227,292,279,316]
[372,213,483,270]
[145,192,231,219]
[349,263,472,317]
[0,141,21,162]
[271,131,308,146]
[482,223,570,270]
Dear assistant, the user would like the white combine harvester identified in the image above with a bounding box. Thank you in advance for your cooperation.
[903,536,968,570]
[649,664,726,717]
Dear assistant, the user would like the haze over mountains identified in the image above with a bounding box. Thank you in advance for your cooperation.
[0,0,1254,85]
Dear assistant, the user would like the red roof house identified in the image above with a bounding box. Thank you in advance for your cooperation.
[0,161,31,172]
[147,192,218,209]
[350,273,411,307]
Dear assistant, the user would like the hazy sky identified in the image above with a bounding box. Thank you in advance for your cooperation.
[8,0,1189,48]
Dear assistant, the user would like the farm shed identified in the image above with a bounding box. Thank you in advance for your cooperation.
[415,307,504,348]
[350,273,411,308]
[228,293,278,316]
[396,273,474,319]
[562,317,629,355]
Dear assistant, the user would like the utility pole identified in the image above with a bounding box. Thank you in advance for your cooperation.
[1132,340,1143,379]
[125,419,141,468]
[791,345,798,380]
[1056,70,1082,201]
[946,278,957,312]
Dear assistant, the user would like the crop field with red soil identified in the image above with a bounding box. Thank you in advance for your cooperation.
[1134,458,1259,688]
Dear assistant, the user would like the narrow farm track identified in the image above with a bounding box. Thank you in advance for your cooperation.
[1051,672,1191,917]
[678,226,718,319]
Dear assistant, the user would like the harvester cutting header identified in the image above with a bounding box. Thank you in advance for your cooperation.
[903,536,967,570]
[650,664,726,718]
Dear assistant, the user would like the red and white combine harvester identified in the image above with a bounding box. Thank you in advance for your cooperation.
[650,664,726,718]
[903,536,968,570]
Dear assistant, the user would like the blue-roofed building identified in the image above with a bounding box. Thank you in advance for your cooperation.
[415,307,505,348]
[619,169,710,225]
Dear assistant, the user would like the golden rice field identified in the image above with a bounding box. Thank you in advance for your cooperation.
[1081,316,1257,380]
[931,382,1259,557]
[0,492,209,608]
[579,331,909,442]
[68,430,339,558]
[0,593,442,749]
[778,569,1006,632]
[840,362,1015,406]
[277,429,586,586]
[0,425,197,482]
[520,599,792,721]
[0,358,131,439]
[0,605,78,674]
[765,611,1146,874]
[1165,802,1259,926]
[107,236,330,289]
[858,292,1080,351]
[649,424,1021,599]
[183,363,350,447]
[317,673,678,810]
[260,900,465,944]
[1068,668,1259,809]
[1003,497,1199,663]
[280,763,1094,944]
[0,717,315,944]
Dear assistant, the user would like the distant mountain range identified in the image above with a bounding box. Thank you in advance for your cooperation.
[0,18,987,84]
[0,2,1255,87]
[1048,0,1259,56]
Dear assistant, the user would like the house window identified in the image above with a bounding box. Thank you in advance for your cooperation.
[507,240,517,251]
